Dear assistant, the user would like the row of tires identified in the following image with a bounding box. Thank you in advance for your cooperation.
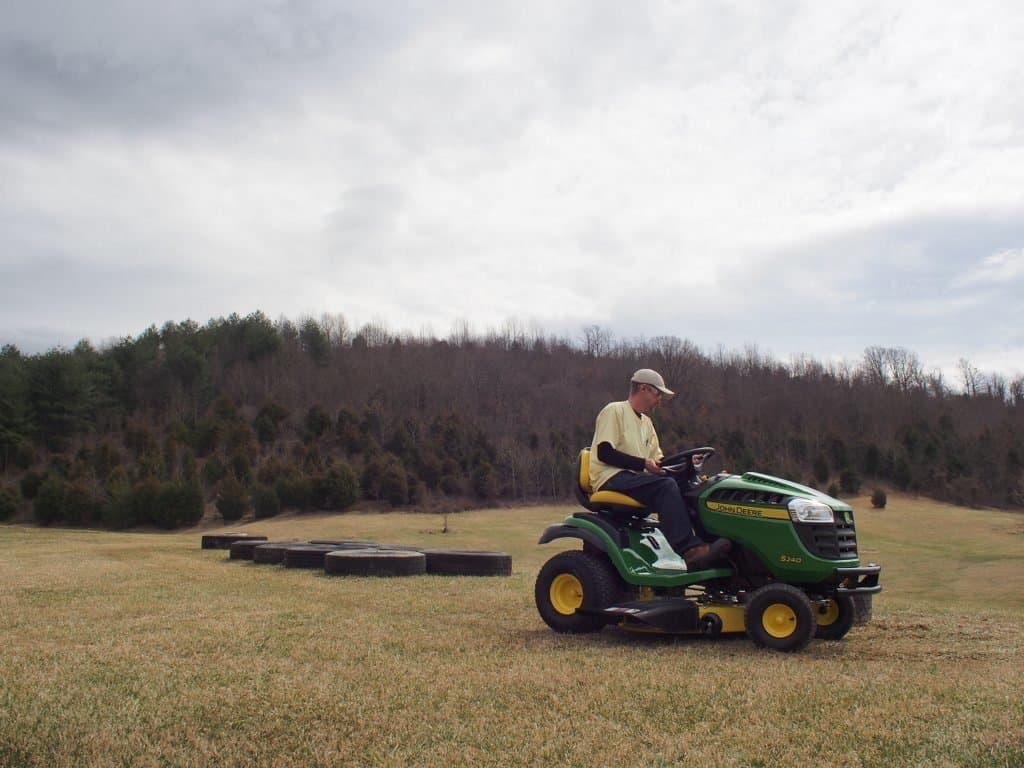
[201,533,512,577]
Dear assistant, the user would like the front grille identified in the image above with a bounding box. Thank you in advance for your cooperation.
[708,488,788,506]
[794,520,858,560]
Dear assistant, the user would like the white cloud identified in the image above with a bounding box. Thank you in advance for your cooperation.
[953,248,1024,287]
[3,0,1024,376]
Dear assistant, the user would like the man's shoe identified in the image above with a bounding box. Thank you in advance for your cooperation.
[681,543,709,568]
[683,538,732,570]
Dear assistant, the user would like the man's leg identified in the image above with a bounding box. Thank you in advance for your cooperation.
[674,475,707,539]
[602,472,703,553]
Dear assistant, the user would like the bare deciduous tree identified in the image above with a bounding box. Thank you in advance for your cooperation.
[581,325,613,357]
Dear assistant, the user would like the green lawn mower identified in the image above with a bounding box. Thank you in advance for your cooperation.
[535,448,881,652]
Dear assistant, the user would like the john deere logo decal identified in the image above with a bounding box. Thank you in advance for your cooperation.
[706,500,789,520]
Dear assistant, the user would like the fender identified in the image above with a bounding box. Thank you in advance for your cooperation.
[538,523,609,553]
[538,519,634,581]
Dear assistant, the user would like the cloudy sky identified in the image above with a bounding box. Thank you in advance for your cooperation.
[2,0,1023,379]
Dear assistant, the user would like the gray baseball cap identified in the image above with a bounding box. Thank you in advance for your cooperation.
[631,368,675,397]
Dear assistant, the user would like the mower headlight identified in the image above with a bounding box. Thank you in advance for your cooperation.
[788,498,835,524]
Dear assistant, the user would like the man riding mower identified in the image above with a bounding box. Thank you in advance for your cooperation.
[534,369,881,652]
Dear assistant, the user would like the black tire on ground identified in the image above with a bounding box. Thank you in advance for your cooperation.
[814,594,857,640]
[324,549,426,577]
[534,550,630,634]
[744,583,817,652]
[202,533,267,550]
[283,544,349,569]
[420,549,512,576]
[229,539,269,560]
[252,541,304,565]
[852,593,874,625]
[309,540,381,548]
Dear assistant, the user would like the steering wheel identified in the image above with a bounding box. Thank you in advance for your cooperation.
[660,446,716,473]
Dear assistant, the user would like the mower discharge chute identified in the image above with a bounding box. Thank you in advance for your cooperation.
[535,448,881,652]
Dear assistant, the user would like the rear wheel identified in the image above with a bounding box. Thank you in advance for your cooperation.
[814,595,856,640]
[535,550,629,633]
[745,583,816,652]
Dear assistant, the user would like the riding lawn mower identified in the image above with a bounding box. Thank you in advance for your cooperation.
[535,448,881,652]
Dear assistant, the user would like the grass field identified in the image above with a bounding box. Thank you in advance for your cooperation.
[1,493,1022,767]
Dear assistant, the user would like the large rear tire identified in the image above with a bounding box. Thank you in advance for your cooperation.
[814,595,856,640]
[535,550,629,634]
[745,583,816,652]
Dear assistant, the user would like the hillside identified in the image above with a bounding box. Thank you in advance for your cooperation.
[1,312,1022,529]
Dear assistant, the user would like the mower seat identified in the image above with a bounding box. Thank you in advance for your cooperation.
[575,448,648,516]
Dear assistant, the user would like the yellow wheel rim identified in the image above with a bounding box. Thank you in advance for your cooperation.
[762,603,798,638]
[817,599,840,627]
[550,573,584,615]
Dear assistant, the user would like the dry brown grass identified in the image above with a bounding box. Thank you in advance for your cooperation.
[1,494,1022,767]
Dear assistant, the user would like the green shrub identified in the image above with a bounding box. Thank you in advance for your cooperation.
[439,475,462,496]
[201,455,227,488]
[471,462,499,499]
[63,481,103,526]
[256,457,289,485]
[417,452,443,490]
[49,455,72,477]
[225,423,257,456]
[216,476,249,521]
[33,476,68,525]
[254,401,288,445]
[229,451,252,483]
[407,475,424,506]
[102,482,136,529]
[181,450,197,482]
[361,456,386,499]
[20,470,46,500]
[302,446,323,473]
[129,479,162,527]
[380,463,408,507]
[303,405,332,441]
[149,480,204,529]
[311,463,359,510]
[0,485,20,520]
[251,483,280,519]
[839,468,861,496]
[275,473,313,511]
[190,417,221,457]
[92,440,122,482]
[136,449,166,480]
[14,441,37,470]
[124,419,157,457]
[871,488,887,509]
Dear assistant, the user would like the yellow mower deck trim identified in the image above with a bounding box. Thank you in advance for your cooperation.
[699,604,746,634]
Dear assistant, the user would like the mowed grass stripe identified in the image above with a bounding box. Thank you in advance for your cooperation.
[1,494,1022,767]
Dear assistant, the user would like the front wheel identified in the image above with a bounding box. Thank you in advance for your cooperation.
[745,583,816,652]
[814,595,856,640]
[535,550,629,633]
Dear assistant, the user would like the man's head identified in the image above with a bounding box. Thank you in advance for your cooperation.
[628,368,674,413]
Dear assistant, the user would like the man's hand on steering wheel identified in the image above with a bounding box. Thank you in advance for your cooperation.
[644,457,665,475]
[659,447,717,474]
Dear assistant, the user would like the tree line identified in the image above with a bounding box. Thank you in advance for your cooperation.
[1,311,1021,528]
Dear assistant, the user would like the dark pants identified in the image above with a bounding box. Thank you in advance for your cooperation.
[602,471,703,553]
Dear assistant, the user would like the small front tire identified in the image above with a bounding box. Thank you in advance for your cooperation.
[745,583,816,652]
[535,550,628,634]
[814,595,856,640]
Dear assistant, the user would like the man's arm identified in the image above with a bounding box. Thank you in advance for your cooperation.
[596,442,646,472]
